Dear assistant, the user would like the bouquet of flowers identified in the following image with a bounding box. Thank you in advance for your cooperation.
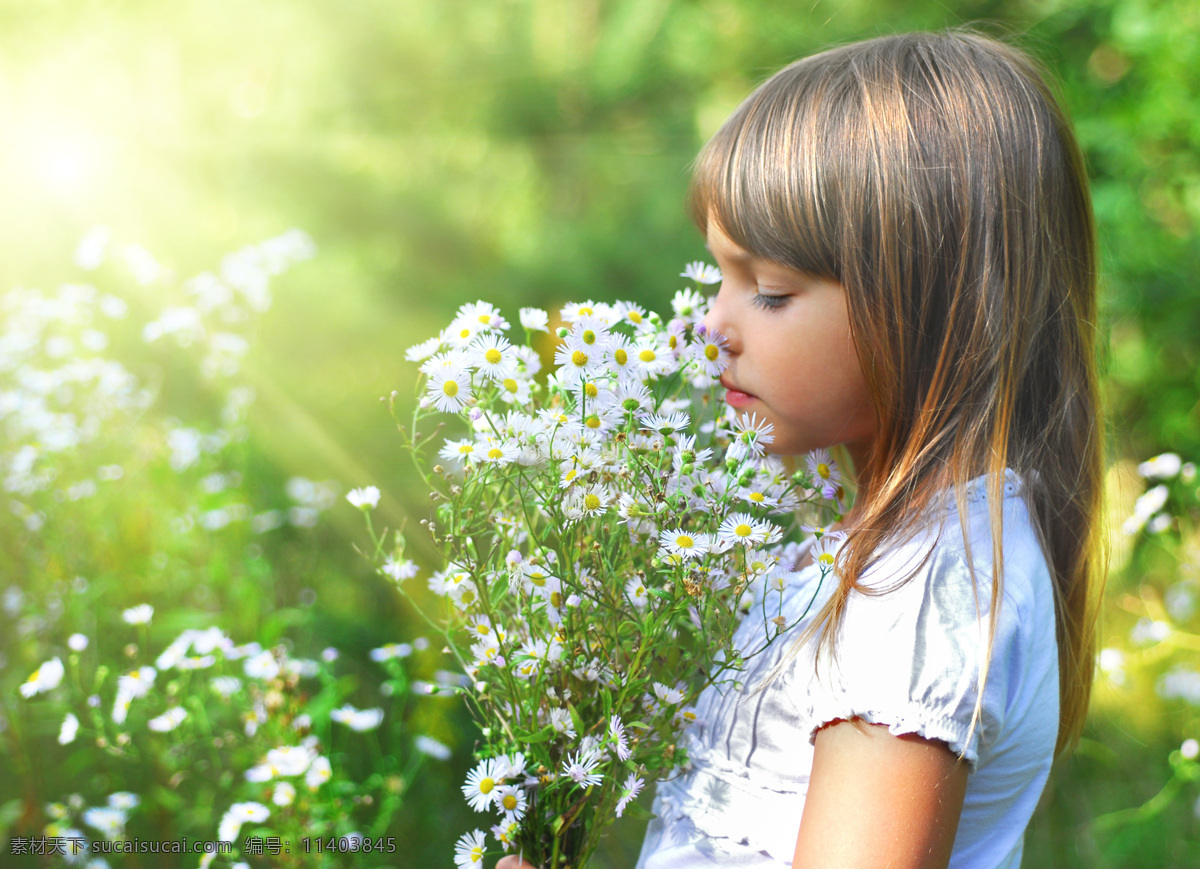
[357,263,845,868]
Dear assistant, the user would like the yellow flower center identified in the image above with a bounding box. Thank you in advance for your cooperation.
[476,623,490,634]
[582,329,597,345]
[817,463,831,479]
[564,469,577,482]
[442,380,459,397]
[459,328,471,339]
[488,448,504,460]
[705,344,719,361]
[503,378,518,393]
[668,334,678,349]
[628,311,642,323]
[639,349,656,363]
[584,381,598,397]
[529,572,546,587]
[485,348,502,364]
[614,348,628,365]
[749,492,764,502]
[479,777,495,794]
[477,314,491,325]
[571,350,588,367]
[584,493,601,510]
[578,306,594,316]
[585,415,601,429]
[458,444,474,454]
[503,794,518,810]
[735,523,753,537]
[471,847,483,863]
[818,553,835,566]
[676,534,694,549]
[550,591,562,608]
[460,588,476,604]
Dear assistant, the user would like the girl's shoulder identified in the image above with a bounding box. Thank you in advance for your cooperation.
[803,470,1056,764]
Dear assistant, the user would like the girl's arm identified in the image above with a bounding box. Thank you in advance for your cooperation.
[793,718,969,868]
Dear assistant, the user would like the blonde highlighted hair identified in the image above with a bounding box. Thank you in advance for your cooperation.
[690,27,1104,755]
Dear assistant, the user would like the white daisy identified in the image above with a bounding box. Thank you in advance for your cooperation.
[404,335,444,362]
[494,784,526,822]
[381,557,418,581]
[559,300,603,323]
[569,315,612,352]
[345,486,380,509]
[681,261,722,284]
[608,714,631,761]
[456,300,508,331]
[468,334,518,381]
[806,449,842,496]
[652,682,686,705]
[331,705,385,731]
[553,334,600,383]
[305,756,332,789]
[58,712,80,745]
[20,656,64,698]
[217,802,269,843]
[672,434,714,475]
[657,528,706,560]
[671,287,708,321]
[614,491,650,522]
[625,575,649,610]
[425,368,473,413]
[454,829,488,869]
[811,532,846,576]
[121,604,154,625]
[615,772,645,817]
[495,375,532,405]
[690,329,730,378]
[631,337,674,378]
[519,307,549,332]
[617,301,653,330]
[716,512,771,548]
[729,413,775,460]
[476,438,519,466]
[147,707,188,732]
[415,735,453,761]
[462,758,504,812]
[419,349,469,376]
[562,747,604,788]
[83,806,127,841]
[443,318,484,349]
[438,438,480,470]
[272,781,297,806]
[640,412,690,436]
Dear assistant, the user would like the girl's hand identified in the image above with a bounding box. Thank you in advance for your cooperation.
[495,857,540,869]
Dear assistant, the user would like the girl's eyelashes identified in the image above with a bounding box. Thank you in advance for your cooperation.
[751,291,790,311]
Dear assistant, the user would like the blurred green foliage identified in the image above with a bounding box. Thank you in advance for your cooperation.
[1,0,1198,866]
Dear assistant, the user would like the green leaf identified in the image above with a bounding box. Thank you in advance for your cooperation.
[513,725,556,744]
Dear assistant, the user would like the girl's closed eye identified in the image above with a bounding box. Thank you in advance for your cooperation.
[751,290,790,311]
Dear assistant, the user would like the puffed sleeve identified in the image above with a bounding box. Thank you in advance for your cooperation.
[792,536,1010,769]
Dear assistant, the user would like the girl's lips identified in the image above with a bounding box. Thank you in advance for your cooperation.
[721,380,757,408]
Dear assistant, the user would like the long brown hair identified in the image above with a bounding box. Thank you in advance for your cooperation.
[689,27,1104,755]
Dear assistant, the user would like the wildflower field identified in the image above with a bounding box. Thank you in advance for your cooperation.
[2,1,1198,867]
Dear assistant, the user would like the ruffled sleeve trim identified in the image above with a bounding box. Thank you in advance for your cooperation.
[806,701,980,769]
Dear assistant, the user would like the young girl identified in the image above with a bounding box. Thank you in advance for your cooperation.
[501,26,1102,869]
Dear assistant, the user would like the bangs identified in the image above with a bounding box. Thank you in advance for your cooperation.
[687,58,850,282]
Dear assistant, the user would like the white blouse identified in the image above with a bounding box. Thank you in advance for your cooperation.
[636,472,1059,869]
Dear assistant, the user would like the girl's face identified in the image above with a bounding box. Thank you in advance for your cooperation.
[702,220,877,468]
